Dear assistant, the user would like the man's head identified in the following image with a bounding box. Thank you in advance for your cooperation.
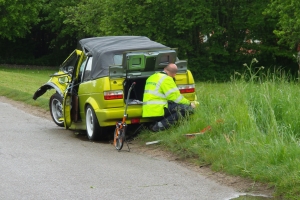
[164,63,178,78]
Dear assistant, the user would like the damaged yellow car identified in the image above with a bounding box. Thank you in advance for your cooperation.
[33,36,197,140]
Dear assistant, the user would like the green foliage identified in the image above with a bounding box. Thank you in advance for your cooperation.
[0,0,42,40]
[97,0,297,81]
[1,0,299,82]
[264,0,300,49]
[0,0,80,66]
[40,0,80,49]
[62,0,106,37]
[100,0,210,44]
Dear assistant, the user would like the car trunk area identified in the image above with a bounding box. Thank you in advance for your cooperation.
[123,78,147,105]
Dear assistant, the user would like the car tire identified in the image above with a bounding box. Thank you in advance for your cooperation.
[85,105,101,140]
[49,93,64,127]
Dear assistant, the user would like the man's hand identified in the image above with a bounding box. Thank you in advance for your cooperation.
[190,102,196,108]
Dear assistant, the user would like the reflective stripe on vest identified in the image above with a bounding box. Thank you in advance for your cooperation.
[174,95,184,103]
[144,90,166,99]
[164,87,180,97]
[143,100,167,105]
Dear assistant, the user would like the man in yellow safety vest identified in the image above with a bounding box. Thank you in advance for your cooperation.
[142,63,196,132]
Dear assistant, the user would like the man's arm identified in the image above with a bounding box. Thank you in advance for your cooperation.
[161,76,190,105]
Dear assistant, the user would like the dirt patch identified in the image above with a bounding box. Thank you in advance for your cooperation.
[0,96,275,197]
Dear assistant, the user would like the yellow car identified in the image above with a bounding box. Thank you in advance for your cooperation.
[33,36,197,140]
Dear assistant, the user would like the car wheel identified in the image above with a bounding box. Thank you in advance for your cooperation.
[85,105,101,140]
[49,93,64,127]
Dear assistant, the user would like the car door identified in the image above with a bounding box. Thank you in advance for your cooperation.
[77,56,94,117]
[62,50,85,129]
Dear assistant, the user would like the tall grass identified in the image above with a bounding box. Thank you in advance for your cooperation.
[138,59,300,199]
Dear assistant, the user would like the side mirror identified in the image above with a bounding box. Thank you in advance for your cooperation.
[68,66,74,75]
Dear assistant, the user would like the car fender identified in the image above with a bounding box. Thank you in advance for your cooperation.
[33,82,64,100]
[85,97,100,112]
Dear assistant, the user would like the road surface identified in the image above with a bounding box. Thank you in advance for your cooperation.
[0,100,244,200]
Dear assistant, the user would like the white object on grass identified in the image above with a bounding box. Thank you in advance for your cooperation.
[146,140,161,145]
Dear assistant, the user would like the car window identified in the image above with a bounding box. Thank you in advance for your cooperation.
[78,56,87,82]
[60,51,78,73]
[113,54,122,65]
[82,57,93,82]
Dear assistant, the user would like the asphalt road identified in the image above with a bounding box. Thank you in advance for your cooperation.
[0,101,243,200]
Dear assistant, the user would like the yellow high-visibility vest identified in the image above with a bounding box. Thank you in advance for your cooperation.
[142,72,190,117]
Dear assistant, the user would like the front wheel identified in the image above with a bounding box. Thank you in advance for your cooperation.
[49,93,64,127]
[85,105,101,140]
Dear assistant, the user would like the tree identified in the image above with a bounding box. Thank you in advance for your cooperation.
[1,0,297,80]
[39,0,80,49]
[0,0,42,40]
[62,0,106,38]
[264,0,300,49]
[39,0,296,80]
[100,0,211,62]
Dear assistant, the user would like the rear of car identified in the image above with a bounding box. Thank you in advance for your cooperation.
[77,37,196,126]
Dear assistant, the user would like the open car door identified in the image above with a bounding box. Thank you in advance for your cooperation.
[63,90,72,129]
[62,51,85,129]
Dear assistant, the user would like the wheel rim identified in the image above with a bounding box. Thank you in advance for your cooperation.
[51,98,63,124]
[86,108,94,138]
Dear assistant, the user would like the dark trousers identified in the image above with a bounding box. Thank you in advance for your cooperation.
[158,102,194,129]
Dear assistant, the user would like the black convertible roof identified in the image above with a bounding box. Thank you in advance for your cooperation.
[79,36,169,78]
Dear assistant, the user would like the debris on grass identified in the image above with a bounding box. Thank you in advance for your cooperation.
[146,140,161,145]
[184,125,212,138]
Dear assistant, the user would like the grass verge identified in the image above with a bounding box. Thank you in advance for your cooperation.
[0,66,56,110]
[137,60,300,200]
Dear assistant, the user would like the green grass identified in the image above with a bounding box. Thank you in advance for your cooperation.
[0,66,57,110]
[138,81,300,199]
[1,62,300,199]
[137,60,300,199]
